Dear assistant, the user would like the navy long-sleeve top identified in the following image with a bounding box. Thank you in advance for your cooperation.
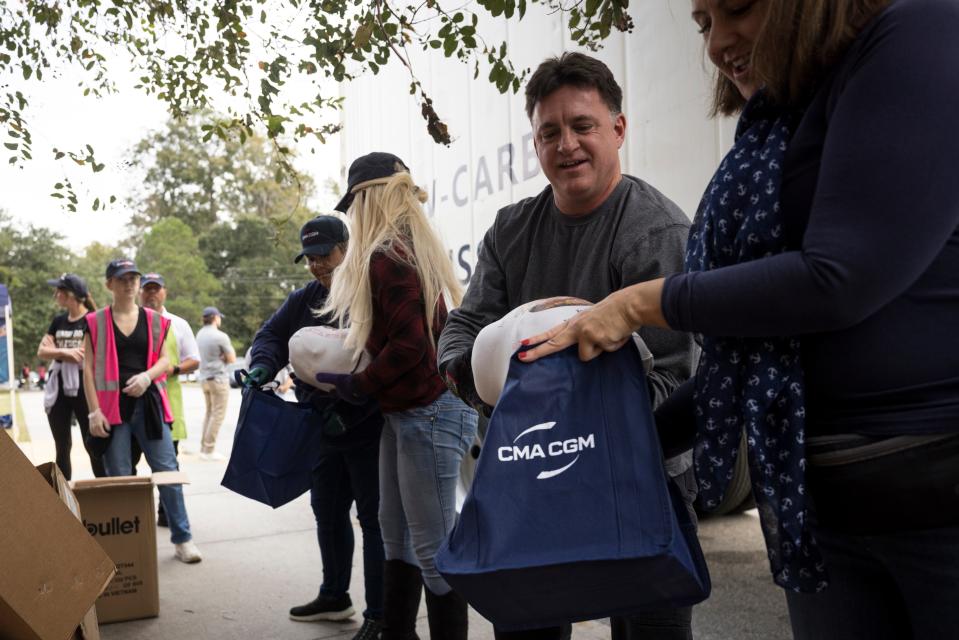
[663,0,959,437]
[248,280,382,444]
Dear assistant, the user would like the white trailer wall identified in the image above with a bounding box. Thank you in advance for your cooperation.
[341,0,736,282]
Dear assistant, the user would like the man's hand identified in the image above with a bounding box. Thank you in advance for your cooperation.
[244,366,271,389]
[315,373,367,405]
[441,350,492,418]
[123,372,152,397]
[88,409,111,438]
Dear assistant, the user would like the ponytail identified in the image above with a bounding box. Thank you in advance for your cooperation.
[81,292,97,312]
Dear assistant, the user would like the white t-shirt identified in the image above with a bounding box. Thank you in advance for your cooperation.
[162,309,200,363]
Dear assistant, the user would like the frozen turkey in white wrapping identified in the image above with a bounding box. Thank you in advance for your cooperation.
[471,297,654,406]
[288,325,372,391]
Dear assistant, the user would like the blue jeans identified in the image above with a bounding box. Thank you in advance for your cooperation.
[379,391,478,595]
[311,433,384,619]
[785,523,959,639]
[102,401,193,544]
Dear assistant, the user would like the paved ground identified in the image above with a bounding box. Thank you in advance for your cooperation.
[14,386,789,639]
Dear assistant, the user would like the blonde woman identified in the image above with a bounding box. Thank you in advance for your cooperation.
[318,152,478,640]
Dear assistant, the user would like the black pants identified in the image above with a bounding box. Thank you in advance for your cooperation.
[46,382,106,480]
[310,433,384,619]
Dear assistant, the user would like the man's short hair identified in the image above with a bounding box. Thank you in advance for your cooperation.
[524,52,624,120]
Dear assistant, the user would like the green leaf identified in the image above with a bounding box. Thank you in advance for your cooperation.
[354,22,373,49]
[3,142,17,150]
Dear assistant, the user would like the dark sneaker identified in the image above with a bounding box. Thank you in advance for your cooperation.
[351,618,382,640]
[289,594,355,621]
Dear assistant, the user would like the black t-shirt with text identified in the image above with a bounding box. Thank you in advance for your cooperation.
[47,313,87,361]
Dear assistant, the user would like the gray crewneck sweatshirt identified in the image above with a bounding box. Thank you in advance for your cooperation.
[438,175,696,410]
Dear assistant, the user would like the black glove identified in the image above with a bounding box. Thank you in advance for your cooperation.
[315,372,368,405]
[441,349,492,418]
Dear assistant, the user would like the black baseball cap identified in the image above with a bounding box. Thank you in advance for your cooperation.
[294,215,349,263]
[46,273,88,299]
[334,152,410,213]
[202,306,224,319]
[105,258,141,280]
[141,273,165,288]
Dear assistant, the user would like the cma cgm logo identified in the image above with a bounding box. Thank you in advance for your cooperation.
[497,421,595,480]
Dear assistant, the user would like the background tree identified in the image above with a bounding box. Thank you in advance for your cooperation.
[201,214,314,355]
[1,0,631,207]
[0,212,75,370]
[135,217,221,327]
[128,115,320,351]
[127,115,311,233]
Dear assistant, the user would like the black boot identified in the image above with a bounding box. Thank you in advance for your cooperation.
[424,587,468,640]
[382,560,423,640]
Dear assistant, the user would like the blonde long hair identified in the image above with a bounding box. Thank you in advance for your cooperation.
[321,170,463,357]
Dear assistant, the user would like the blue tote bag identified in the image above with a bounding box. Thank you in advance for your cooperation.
[436,345,710,630]
[221,373,325,508]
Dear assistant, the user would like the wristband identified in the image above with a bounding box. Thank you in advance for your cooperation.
[88,410,100,419]
[172,365,181,376]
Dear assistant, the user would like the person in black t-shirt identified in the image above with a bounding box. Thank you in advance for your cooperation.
[37,273,104,479]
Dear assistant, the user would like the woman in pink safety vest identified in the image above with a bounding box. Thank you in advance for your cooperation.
[82,258,202,564]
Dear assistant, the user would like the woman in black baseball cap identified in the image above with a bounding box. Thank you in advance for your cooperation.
[82,257,203,563]
[321,153,477,639]
[37,273,102,479]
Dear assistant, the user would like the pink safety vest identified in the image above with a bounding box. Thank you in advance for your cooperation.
[86,306,173,426]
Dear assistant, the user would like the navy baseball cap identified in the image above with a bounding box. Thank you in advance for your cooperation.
[294,216,349,263]
[334,152,410,213]
[141,273,166,288]
[105,258,141,280]
[47,273,88,298]
[202,306,224,319]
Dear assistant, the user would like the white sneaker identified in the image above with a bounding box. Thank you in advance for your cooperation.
[174,540,203,564]
[199,451,226,462]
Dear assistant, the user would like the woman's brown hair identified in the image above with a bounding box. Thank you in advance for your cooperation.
[81,292,97,312]
[711,0,892,116]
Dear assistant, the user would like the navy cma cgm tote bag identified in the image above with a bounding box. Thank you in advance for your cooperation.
[435,345,710,630]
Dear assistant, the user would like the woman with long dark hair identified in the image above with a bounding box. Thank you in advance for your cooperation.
[37,273,104,479]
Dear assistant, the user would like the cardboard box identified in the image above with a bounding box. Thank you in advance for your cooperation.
[0,433,115,640]
[71,472,188,624]
[35,463,103,640]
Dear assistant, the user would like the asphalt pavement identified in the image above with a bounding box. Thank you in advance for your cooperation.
[14,385,789,640]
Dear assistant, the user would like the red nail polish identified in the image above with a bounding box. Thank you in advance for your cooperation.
[520,339,530,346]
[517,351,527,359]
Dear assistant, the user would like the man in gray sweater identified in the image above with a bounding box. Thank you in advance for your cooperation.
[437,52,697,640]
